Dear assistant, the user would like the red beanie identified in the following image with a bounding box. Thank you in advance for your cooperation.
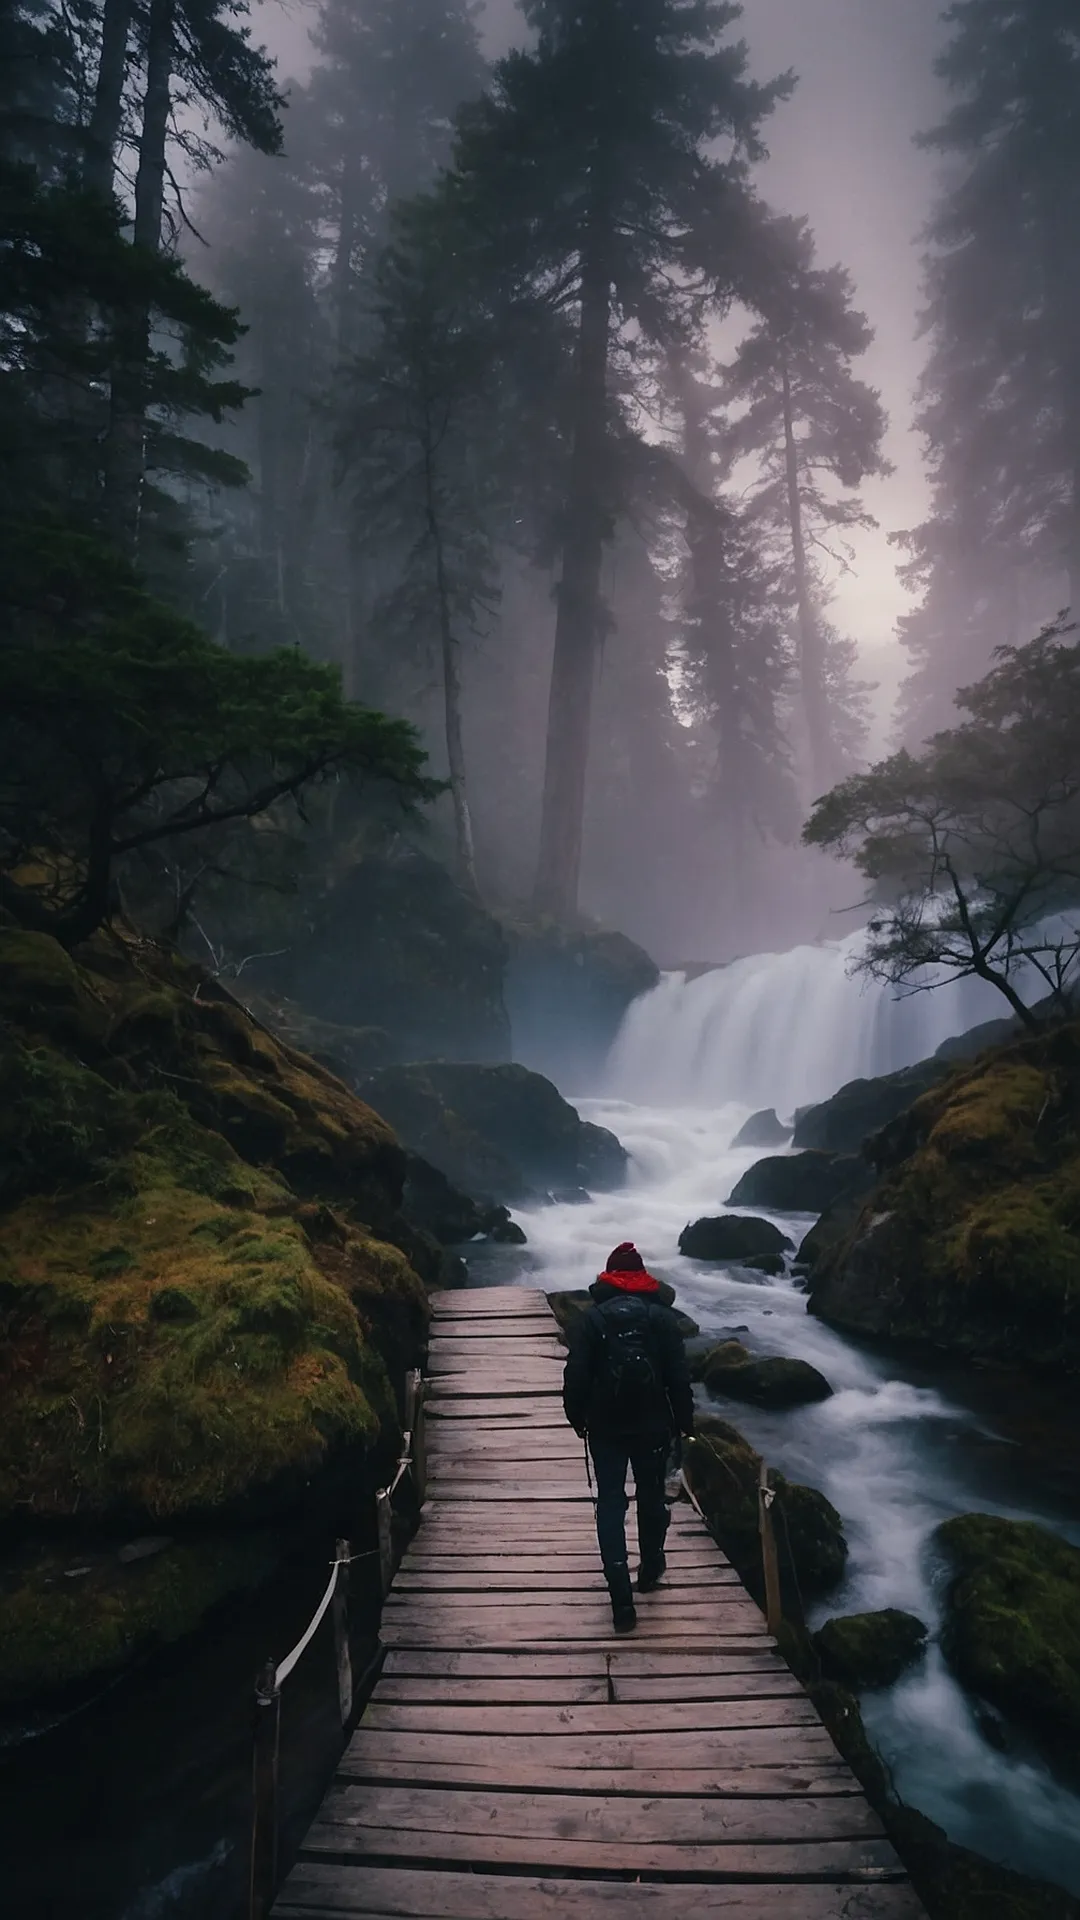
[606,1242,645,1273]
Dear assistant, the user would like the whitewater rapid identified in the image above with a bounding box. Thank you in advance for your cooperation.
[492,1095,1080,1896]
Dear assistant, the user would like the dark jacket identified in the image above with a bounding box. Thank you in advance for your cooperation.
[562,1279,694,1439]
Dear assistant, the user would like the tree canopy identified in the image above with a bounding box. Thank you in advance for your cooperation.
[805,621,1080,1026]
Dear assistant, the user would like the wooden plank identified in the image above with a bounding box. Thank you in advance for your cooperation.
[391,1569,741,1590]
[342,1727,843,1771]
[426,1390,564,1405]
[383,1590,753,1612]
[361,1700,818,1736]
[375,1672,804,1705]
[382,1597,766,1622]
[318,1784,883,1845]
[276,1862,926,1917]
[335,1756,861,1797]
[381,1649,783,1677]
[378,1623,769,1648]
[397,1555,728,1574]
[300,1819,902,1880]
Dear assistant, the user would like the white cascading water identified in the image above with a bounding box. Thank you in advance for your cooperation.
[475,937,1080,1896]
[606,932,1005,1113]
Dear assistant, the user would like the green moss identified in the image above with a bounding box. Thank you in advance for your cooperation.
[936,1514,1080,1750]
[814,1608,928,1689]
[812,1023,1080,1371]
[0,1534,277,1705]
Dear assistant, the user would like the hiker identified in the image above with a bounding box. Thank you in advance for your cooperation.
[562,1241,694,1632]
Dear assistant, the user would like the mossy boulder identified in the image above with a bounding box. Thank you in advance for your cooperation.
[501,913,659,1087]
[731,1108,793,1149]
[678,1215,793,1269]
[359,1061,627,1203]
[809,1024,1080,1372]
[0,926,434,1703]
[936,1514,1080,1753]
[814,1609,928,1689]
[683,1413,847,1606]
[693,1342,834,1409]
[0,1534,277,1705]
[727,1151,875,1215]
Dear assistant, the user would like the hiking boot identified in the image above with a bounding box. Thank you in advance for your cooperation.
[636,1552,667,1593]
[605,1561,637,1633]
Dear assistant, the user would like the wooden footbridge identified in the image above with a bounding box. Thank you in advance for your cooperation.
[272,1286,926,1920]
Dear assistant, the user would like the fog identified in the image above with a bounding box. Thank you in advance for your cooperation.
[173,0,1077,963]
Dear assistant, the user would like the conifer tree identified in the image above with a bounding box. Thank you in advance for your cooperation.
[898,0,1080,736]
[721,214,888,794]
[448,0,791,919]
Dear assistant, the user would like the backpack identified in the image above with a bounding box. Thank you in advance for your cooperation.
[595,1296,662,1418]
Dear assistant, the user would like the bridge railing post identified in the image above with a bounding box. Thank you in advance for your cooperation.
[249,1658,281,1920]
[332,1538,353,1727]
[757,1461,783,1637]
[406,1367,427,1505]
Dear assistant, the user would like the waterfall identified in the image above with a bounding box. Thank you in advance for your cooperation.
[605,934,1004,1115]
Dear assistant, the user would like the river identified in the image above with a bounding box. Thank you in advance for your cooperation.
[489,1087,1080,1897]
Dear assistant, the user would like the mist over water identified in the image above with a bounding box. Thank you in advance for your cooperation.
[501,963,1080,1895]
[606,935,1005,1113]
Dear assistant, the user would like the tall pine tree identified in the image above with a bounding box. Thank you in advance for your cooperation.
[721,213,888,793]
[898,0,1080,737]
[448,0,791,919]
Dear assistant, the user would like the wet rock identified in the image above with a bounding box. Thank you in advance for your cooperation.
[685,1413,847,1602]
[695,1345,834,1410]
[678,1215,793,1264]
[117,1536,173,1566]
[795,1192,870,1272]
[359,1062,627,1205]
[727,1152,875,1214]
[792,1058,951,1155]
[401,1155,526,1246]
[547,1186,592,1206]
[814,1609,928,1689]
[731,1108,793,1150]
[936,1514,1080,1752]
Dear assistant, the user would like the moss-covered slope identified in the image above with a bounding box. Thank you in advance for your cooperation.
[809,1022,1080,1373]
[0,926,431,1702]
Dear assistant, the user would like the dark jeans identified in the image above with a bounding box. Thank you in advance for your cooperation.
[589,1431,670,1575]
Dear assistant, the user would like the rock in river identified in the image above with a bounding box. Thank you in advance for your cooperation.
[936,1514,1080,1753]
[684,1413,847,1602]
[727,1150,875,1215]
[814,1609,929,1689]
[731,1108,793,1150]
[693,1341,834,1410]
[678,1214,793,1268]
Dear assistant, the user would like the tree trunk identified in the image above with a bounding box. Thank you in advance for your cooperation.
[533,213,613,919]
[782,362,832,797]
[104,0,173,547]
[85,0,135,198]
[677,365,750,916]
[424,436,477,894]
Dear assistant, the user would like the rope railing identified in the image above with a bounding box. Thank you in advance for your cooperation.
[248,1366,426,1920]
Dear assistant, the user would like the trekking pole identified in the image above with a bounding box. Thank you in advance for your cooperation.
[583,1433,597,1511]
